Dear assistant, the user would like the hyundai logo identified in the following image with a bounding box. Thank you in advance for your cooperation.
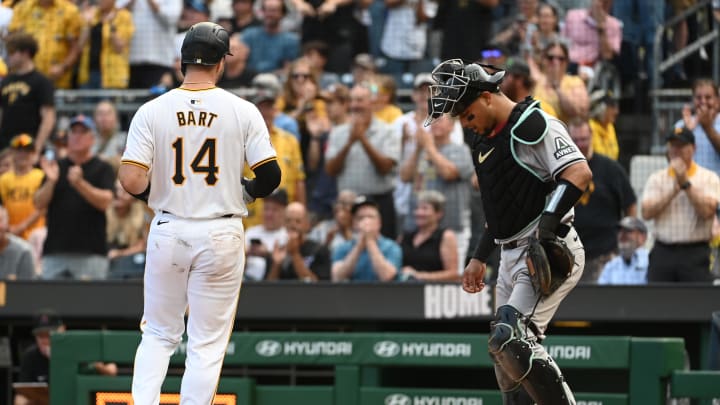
[255,340,282,357]
[385,394,412,405]
[374,341,401,358]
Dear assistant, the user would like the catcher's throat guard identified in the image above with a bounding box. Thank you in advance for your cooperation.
[526,236,574,297]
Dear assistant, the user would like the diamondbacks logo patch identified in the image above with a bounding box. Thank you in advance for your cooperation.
[553,137,576,159]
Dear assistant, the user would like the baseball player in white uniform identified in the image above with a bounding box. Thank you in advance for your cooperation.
[118,22,281,405]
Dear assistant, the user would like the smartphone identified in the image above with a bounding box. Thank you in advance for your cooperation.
[250,238,262,245]
[44,149,55,161]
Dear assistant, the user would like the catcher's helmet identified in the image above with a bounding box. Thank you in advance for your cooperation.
[181,22,232,66]
[425,59,505,126]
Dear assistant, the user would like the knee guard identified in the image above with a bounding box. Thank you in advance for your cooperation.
[488,305,575,405]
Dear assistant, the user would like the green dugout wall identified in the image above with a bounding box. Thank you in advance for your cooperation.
[50,331,695,405]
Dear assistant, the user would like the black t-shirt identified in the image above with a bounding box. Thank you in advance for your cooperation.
[574,154,636,259]
[217,68,256,89]
[89,22,103,71]
[0,70,55,148]
[43,157,115,255]
[229,17,261,35]
[436,0,494,62]
[401,228,445,272]
[18,345,49,383]
[271,239,331,280]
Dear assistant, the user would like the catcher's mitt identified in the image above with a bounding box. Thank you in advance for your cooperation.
[526,237,575,297]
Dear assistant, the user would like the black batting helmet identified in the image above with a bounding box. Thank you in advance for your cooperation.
[181,22,233,67]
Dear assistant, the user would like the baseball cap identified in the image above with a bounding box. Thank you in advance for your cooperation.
[9,133,34,150]
[413,72,434,88]
[505,57,530,77]
[265,188,288,206]
[350,195,379,215]
[251,88,278,105]
[590,89,619,107]
[69,114,96,132]
[32,311,63,335]
[251,73,282,93]
[353,53,376,71]
[184,0,209,13]
[666,126,695,144]
[618,216,647,234]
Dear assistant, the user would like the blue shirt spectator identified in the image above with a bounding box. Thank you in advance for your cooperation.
[332,236,402,281]
[275,113,300,139]
[241,0,299,73]
[675,79,720,175]
[331,197,401,281]
[597,248,649,285]
[597,216,649,285]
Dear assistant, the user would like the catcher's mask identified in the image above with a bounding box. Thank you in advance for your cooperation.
[425,59,506,126]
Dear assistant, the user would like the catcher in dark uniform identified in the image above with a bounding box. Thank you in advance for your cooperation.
[425,59,592,404]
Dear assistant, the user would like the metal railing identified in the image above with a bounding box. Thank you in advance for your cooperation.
[651,0,720,153]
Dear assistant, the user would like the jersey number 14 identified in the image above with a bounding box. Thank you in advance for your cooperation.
[171,137,218,185]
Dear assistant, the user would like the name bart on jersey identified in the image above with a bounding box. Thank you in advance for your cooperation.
[177,111,218,127]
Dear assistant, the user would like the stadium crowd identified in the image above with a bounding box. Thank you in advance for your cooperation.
[0,0,720,284]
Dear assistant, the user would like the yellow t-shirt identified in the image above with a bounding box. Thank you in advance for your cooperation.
[77,8,135,89]
[9,0,82,89]
[533,74,586,123]
[0,58,7,78]
[534,97,559,118]
[589,119,619,160]
[242,126,305,228]
[0,168,46,240]
[374,104,403,124]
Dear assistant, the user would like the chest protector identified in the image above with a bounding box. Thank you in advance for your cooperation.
[472,97,554,240]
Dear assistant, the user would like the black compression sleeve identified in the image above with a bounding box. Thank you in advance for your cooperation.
[246,159,281,198]
[472,231,497,262]
[538,178,584,238]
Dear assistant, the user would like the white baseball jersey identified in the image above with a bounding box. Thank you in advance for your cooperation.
[122,87,276,218]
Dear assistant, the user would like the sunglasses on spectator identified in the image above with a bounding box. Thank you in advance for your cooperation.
[545,54,566,62]
[292,73,312,80]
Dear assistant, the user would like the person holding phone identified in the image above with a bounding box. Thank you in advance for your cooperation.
[244,189,289,280]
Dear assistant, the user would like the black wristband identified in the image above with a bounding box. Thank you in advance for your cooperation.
[130,183,151,203]
[538,179,584,238]
[472,231,497,262]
